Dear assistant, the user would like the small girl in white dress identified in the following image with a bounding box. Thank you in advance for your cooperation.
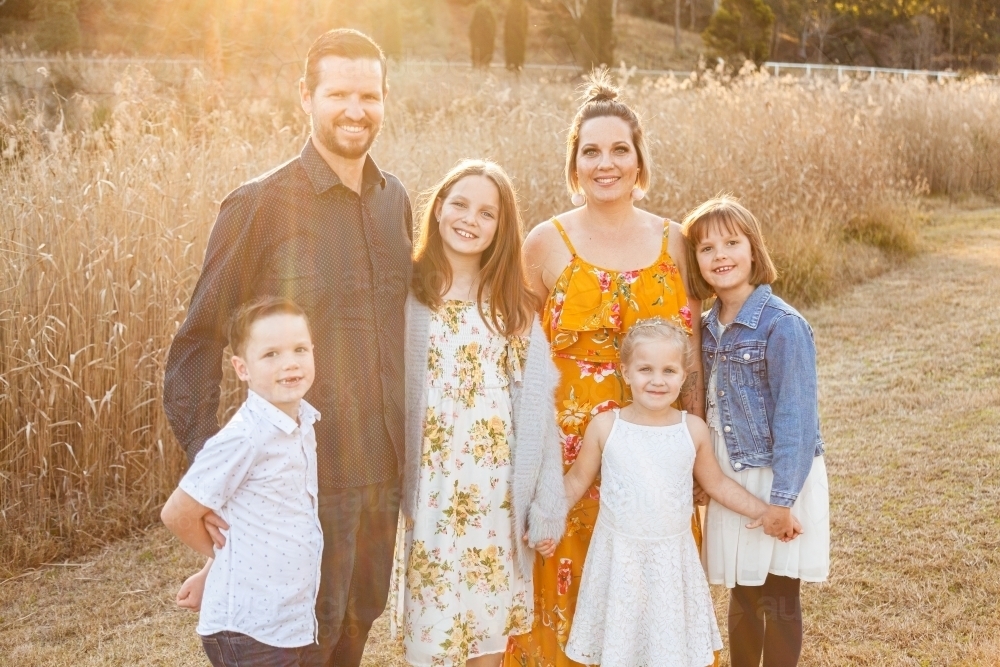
[562,318,802,667]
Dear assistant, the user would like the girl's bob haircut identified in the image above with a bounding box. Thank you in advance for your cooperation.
[411,159,536,337]
[680,196,778,301]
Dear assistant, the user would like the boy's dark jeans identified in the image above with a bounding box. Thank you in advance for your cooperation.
[202,631,306,667]
[302,477,400,667]
[729,574,803,667]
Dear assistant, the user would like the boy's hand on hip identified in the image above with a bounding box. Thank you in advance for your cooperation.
[176,560,212,612]
[203,512,229,549]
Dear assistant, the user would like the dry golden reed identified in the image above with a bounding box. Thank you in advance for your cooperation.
[1,60,997,574]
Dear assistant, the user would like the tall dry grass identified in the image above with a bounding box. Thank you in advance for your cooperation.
[1,60,998,575]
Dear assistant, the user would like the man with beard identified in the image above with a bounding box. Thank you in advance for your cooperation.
[163,29,412,667]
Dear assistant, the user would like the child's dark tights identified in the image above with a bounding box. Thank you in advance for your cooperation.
[728,574,802,667]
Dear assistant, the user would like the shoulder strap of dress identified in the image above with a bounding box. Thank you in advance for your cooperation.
[660,219,672,257]
[551,218,578,257]
[680,410,687,424]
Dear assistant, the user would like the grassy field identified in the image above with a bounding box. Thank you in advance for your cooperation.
[2,58,999,575]
[2,205,998,666]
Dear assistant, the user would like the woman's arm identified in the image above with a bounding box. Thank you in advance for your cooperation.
[564,412,612,508]
[669,221,705,419]
[522,221,572,303]
[680,300,705,419]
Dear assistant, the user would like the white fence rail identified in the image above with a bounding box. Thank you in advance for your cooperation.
[2,54,997,83]
[762,61,999,82]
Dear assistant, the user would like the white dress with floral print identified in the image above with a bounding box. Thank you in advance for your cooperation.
[392,301,532,666]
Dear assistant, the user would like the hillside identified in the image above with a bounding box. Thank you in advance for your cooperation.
[0,1,706,72]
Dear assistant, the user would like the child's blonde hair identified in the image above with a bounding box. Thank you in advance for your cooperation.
[680,196,778,301]
[620,317,690,367]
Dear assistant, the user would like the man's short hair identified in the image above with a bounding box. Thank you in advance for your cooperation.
[228,296,310,357]
[304,28,387,94]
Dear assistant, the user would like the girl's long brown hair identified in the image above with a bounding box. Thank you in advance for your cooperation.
[411,159,536,337]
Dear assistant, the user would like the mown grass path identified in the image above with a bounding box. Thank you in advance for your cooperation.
[1,207,998,666]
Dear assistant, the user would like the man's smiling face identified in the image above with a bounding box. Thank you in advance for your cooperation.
[301,56,385,160]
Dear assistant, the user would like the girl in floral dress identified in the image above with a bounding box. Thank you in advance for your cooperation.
[394,160,567,667]
[505,74,707,667]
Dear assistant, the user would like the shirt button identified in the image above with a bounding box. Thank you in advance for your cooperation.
[718,390,725,397]
[743,353,751,360]
[724,425,732,433]
[733,462,743,470]
[721,356,727,361]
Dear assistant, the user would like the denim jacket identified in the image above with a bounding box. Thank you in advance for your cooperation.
[702,285,825,507]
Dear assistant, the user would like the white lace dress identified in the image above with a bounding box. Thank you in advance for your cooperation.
[565,410,722,667]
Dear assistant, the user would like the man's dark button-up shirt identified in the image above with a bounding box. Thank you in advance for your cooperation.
[164,140,412,489]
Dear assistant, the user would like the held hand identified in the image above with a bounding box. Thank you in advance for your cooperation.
[746,510,804,542]
[176,562,211,612]
[761,505,798,540]
[203,511,229,549]
[692,480,710,507]
[524,534,557,559]
[783,515,805,542]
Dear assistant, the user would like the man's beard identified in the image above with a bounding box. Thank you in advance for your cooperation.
[314,116,380,160]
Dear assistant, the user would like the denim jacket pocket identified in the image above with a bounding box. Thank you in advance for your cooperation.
[729,343,772,453]
[730,343,766,387]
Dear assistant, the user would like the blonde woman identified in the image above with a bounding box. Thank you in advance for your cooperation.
[505,73,706,667]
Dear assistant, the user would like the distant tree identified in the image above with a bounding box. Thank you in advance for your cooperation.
[764,0,804,58]
[703,0,775,64]
[579,0,614,66]
[0,0,35,21]
[32,0,81,52]
[505,0,529,70]
[376,0,403,59]
[469,1,497,67]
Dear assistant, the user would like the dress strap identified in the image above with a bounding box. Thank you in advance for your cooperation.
[551,218,578,257]
[680,410,687,424]
[660,219,671,257]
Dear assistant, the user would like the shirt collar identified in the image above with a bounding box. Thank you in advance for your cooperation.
[246,390,321,435]
[705,284,773,332]
[299,139,386,195]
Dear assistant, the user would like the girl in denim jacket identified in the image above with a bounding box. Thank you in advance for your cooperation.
[682,197,830,667]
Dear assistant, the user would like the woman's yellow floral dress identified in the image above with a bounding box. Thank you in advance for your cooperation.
[505,219,702,667]
[392,300,533,666]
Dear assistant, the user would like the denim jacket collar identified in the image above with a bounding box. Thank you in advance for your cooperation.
[705,284,773,337]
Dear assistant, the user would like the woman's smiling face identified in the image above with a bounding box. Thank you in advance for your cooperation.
[575,115,639,204]
[435,174,501,263]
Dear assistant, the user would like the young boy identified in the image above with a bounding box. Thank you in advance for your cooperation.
[161,296,322,666]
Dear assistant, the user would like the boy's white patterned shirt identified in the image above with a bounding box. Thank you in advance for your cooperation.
[179,390,323,648]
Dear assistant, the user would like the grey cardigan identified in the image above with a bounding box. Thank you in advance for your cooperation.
[403,295,567,578]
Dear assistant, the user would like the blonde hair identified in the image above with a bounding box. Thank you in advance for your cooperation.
[680,196,779,301]
[412,159,536,337]
[565,69,652,196]
[620,317,690,367]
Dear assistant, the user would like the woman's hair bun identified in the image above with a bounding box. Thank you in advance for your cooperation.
[580,69,620,105]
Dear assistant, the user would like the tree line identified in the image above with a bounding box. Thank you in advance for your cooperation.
[1,0,996,73]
